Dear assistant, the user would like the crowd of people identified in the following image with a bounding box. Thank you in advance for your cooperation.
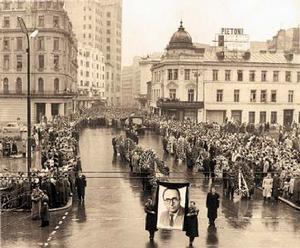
[144,116,300,204]
[0,116,87,218]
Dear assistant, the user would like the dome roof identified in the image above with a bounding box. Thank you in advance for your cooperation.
[167,21,193,50]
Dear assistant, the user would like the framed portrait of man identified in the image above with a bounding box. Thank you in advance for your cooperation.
[156,181,190,230]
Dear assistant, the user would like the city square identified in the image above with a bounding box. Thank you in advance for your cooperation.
[1,0,300,248]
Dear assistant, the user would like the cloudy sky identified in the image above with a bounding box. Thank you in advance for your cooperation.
[122,0,300,65]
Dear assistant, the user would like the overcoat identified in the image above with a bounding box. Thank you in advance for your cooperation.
[206,192,219,219]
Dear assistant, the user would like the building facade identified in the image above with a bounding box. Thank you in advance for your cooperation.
[76,44,105,108]
[65,0,122,107]
[0,0,77,123]
[150,22,300,126]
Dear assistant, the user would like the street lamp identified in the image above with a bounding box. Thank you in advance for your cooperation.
[17,16,38,179]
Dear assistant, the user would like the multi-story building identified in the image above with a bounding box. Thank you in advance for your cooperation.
[76,45,105,108]
[150,22,300,126]
[0,0,77,123]
[65,0,122,107]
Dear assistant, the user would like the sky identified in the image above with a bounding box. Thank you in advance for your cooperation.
[122,0,300,65]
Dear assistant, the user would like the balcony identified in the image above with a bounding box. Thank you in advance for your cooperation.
[157,98,204,109]
[0,90,77,99]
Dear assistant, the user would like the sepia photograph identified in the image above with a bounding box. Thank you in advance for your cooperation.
[0,0,300,247]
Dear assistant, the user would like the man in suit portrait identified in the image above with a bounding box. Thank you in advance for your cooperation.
[158,188,185,229]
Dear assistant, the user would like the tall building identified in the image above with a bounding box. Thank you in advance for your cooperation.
[150,22,300,126]
[0,0,78,123]
[64,0,122,106]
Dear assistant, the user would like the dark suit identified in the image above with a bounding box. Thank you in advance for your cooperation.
[158,205,185,229]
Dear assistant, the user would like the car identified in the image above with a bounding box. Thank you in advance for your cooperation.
[2,123,27,133]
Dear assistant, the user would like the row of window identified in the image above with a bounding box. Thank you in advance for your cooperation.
[1,78,60,94]
[79,70,105,80]
[216,89,295,103]
[2,15,61,29]
[249,111,277,124]
[79,81,105,88]
[3,36,62,52]
[79,61,105,71]
[213,69,300,83]
[2,54,60,71]
[156,69,300,83]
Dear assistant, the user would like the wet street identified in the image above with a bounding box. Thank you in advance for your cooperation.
[1,128,300,248]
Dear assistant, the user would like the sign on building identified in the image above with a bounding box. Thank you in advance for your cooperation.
[217,28,250,51]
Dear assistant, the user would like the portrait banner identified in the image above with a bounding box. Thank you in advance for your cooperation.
[155,181,190,231]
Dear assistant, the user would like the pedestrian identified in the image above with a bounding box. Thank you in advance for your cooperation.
[144,198,157,241]
[262,173,273,201]
[31,187,43,220]
[185,201,199,247]
[272,173,281,202]
[206,186,220,226]
[40,201,50,227]
[76,174,87,202]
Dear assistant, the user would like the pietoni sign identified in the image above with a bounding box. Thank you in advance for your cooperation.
[218,27,249,51]
[221,28,244,35]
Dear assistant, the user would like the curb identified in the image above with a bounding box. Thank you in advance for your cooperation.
[257,187,300,211]
[1,197,73,213]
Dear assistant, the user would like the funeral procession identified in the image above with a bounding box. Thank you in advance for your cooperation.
[0,0,300,248]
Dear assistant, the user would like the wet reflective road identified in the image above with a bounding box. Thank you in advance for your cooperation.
[1,128,300,248]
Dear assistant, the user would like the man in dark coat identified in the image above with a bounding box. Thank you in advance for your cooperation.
[40,201,50,227]
[206,186,220,226]
[209,158,216,182]
[75,175,87,202]
[272,173,281,202]
[144,198,157,240]
[203,157,210,180]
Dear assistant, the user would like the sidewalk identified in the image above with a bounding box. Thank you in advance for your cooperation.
[258,187,300,211]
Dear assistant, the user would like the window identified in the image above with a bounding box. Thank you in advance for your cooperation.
[237,70,243,81]
[38,1,45,8]
[3,78,9,94]
[297,72,300,82]
[271,90,276,102]
[107,12,111,18]
[53,38,59,51]
[107,38,111,43]
[188,89,194,102]
[173,69,178,80]
[86,61,90,67]
[169,89,176,99]
[260,111,266,123]
[107,29,111,34]
[249,70,255,82]
[54,78,59,93]
[225,70,231,81]
[54,55,59,70]
[250,90,256,102]
[216,89,223,102]
[3,37,9,50]
[260,90,267,102]
[16,55,22,71]
[234,89,240,102]
[168,69,172,80]
[3,16,10,28]
[249,112,255,124]
[273,71,279,82]
[3,1,10,10]
[213,70,218,81]
[261,71,267,82]
[86,71,90,77]
[38,78,44,93]
[184,69,190,80]
[285,71,291,82]
[106,54,110,60]
[37,37,45,50]
[288,90,294,103]
[38,16,44,27]
[271,111,277,124]
[38,55,44,69]
[16,78,22,94]
[16,37,22,50]
[17,1,23,9]
[53,16,59,28]
[3,55,9,70]
[107,20,111,26]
